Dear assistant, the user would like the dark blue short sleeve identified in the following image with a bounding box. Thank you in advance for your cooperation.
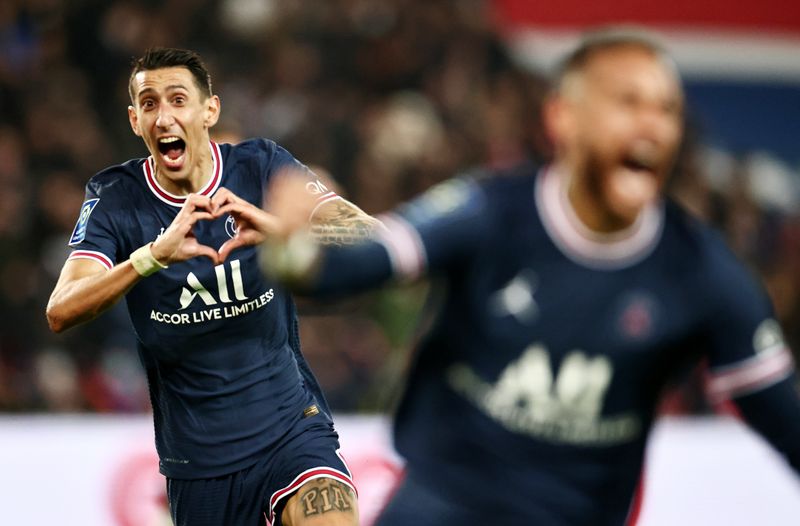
[700,237,795,401]
[66,179,121,270]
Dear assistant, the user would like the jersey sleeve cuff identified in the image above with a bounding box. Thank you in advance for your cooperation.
[374,212,427,281]
[707,345,795,402]
[68,250,114,271]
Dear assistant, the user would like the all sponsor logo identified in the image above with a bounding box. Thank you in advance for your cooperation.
[149,260,275,325]
[447,344,640,445]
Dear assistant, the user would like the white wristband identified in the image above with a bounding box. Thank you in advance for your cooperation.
[130,242,168,277]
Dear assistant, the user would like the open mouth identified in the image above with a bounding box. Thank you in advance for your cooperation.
[620,142,663,176]
[621,153,657,175]
[608,150,662,214]
[157,136,186,168]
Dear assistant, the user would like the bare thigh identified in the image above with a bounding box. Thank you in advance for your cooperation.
[281,477,359,526]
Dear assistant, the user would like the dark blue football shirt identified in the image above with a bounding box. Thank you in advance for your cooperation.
[304,163,800,524]
[67,139,340,479]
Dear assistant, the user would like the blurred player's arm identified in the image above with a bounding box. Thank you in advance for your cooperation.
[47,194,220,333]
[703,254,800,474]
[214,180,380,261]
[260,176,488,297]
[731,376,800,473]
[308,197,382,246]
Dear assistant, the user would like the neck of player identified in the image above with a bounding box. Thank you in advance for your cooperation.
[156,146,213,196]
[558,160,640,234]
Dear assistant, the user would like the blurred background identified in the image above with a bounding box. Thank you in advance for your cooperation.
[1,0,799,524]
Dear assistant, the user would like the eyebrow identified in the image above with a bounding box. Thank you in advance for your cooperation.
[136,84,190,99]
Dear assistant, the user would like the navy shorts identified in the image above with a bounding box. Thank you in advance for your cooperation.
[166,420,356,526]
[375,471,479,526]
[375,470,568,526]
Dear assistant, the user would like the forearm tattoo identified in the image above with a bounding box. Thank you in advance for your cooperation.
[298,479,356,518]
[310,201,380,246]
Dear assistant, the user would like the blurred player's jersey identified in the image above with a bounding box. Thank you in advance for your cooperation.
[312,164,795,524]
[67,139,340,478]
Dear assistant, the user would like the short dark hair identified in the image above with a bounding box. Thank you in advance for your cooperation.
[554,27,673,89]
[129,47,213,102]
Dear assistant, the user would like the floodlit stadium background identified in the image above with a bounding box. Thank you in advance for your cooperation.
[0,1,799,524]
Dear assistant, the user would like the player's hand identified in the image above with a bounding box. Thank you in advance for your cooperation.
[151,194,220,265]
[213,187,282,262]
[264,170,319,239]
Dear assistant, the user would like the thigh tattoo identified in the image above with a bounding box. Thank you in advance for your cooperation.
[298,479,356,517]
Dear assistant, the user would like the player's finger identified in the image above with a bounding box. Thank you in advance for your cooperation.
[210,187,237,210]
[185,210,216,225]
[218,238,245,262]
[185,193,215,214]
[174,195,198,219]
[192,243,221,265]
[216,201,251,220]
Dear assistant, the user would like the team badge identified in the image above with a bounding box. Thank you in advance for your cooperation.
[224,215,238,239]
[68,198,100,246]
[616,292,657,341]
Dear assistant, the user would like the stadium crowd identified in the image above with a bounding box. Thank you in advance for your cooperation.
[1,0,799,413]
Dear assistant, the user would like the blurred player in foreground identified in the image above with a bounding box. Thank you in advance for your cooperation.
[225,29,800,524]
[46,48,377,526]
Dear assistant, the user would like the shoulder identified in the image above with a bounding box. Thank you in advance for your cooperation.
[472,160,539,196]
[663,200,733,265]
[223,138,295,162]
[662,200,764,297]
[221,138,307,181]
[85,158,145,199]
[471,160,540,224]
[396,161,539,231]
[224,137,271,155]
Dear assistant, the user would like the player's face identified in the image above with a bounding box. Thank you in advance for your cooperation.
[556,46,683,226]
[128,67,220,188]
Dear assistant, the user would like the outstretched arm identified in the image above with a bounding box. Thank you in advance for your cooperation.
[703,248,800,476]
[732,376,800,473]
[259,175,489,296]
[307,197,382,246]
[215,175,382,283]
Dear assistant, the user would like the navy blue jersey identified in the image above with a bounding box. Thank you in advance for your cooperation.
[68,139,341,478]
[305,164,800,524]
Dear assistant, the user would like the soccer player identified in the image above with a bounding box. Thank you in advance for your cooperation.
[46,48,374,526]
[249,30,800,524]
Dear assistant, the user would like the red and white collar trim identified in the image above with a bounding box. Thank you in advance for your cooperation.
[143,141,223,206]
[535,166,664,270]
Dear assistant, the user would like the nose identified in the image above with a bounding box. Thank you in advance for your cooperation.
[635,105,677,147]
[155,108,175,129]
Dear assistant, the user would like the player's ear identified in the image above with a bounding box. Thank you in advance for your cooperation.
[543,93,575,149]
[128,105,142,137]
[204,95,221,129]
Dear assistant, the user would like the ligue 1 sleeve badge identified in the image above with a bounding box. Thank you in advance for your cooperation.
[69,198,100,246]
